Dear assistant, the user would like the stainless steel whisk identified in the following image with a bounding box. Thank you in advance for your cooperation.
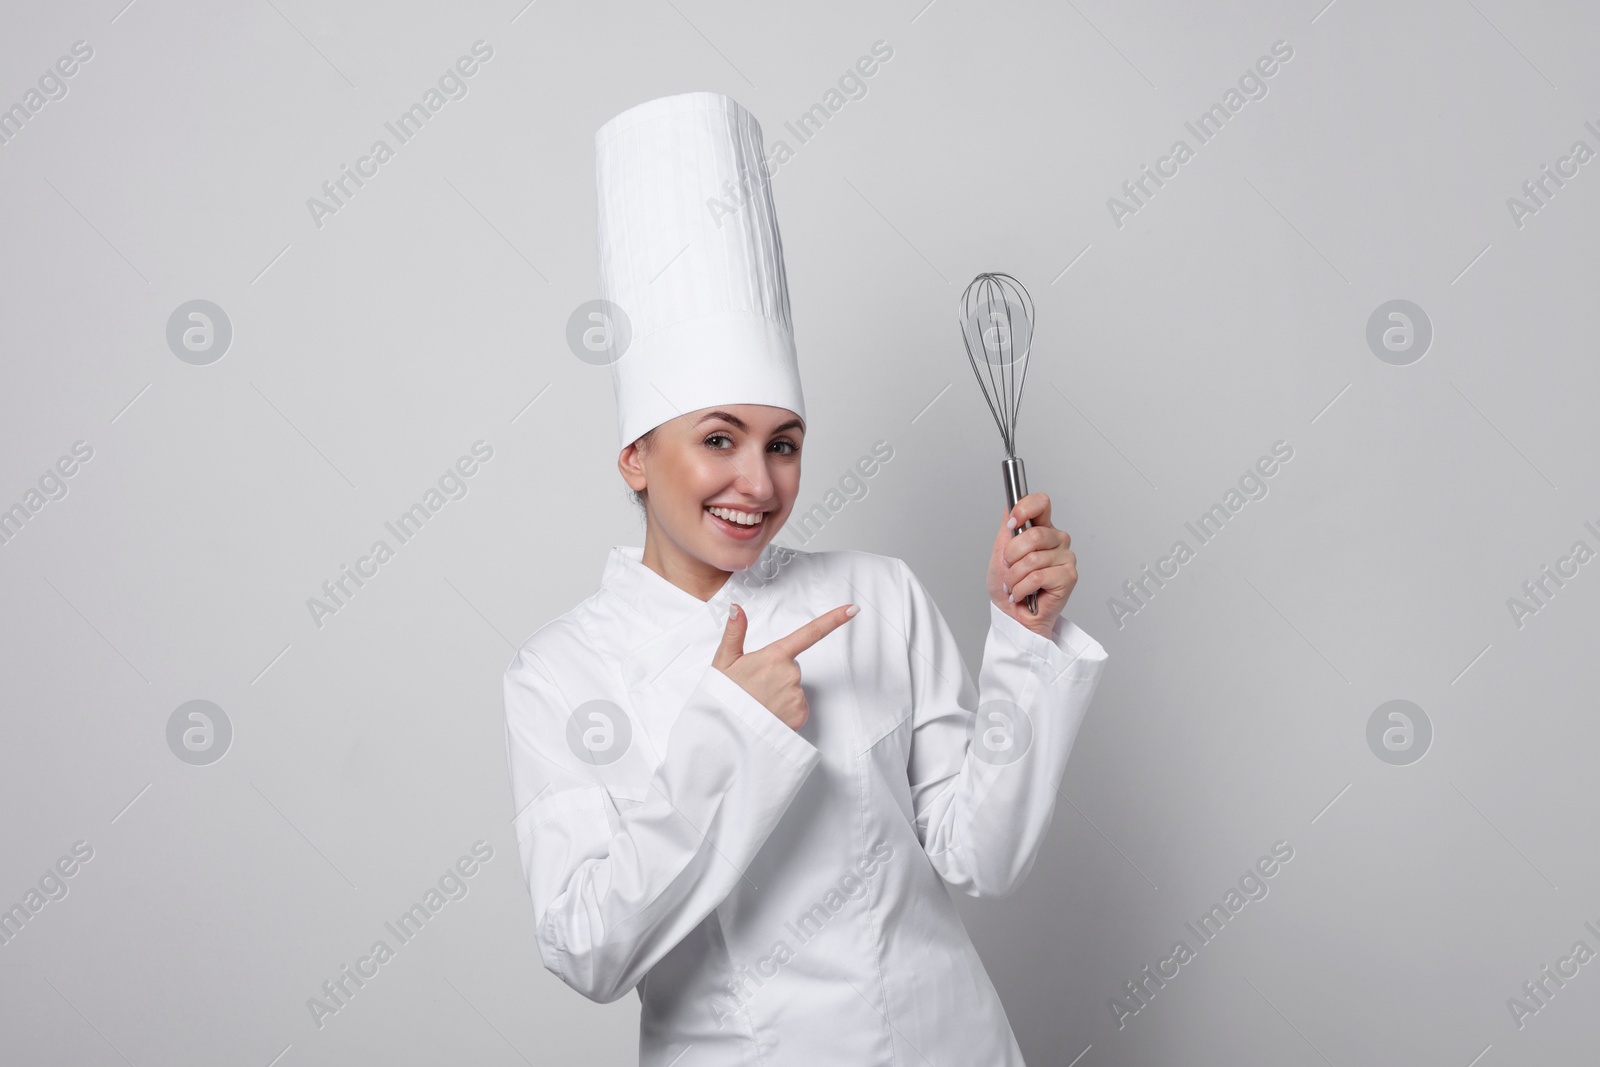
[958,272,1039,615]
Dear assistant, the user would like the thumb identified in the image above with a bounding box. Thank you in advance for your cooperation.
[712,602,747,671]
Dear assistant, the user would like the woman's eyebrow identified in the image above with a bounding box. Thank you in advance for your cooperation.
[695,411,805,436]
[695,410,747,429]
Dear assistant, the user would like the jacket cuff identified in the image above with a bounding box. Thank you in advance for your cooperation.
[989,600,1107,680]
[695,664,821,773]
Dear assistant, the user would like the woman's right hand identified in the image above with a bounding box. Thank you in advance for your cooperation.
[711,602,858,730]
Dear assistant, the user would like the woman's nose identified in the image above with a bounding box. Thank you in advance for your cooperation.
[729,447,774,500]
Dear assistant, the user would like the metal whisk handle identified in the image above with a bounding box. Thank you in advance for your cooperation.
[1001,457,1038,616]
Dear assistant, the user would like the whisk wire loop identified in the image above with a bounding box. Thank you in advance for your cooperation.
[958,272,1034,458]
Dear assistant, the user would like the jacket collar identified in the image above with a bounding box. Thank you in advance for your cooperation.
[600,541,798,690]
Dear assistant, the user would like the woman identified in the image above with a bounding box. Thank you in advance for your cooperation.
[503,91,1108,1066]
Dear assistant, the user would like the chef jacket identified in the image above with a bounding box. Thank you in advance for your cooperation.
[502,540,1108,1065]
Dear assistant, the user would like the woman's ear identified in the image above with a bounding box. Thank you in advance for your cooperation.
[617,441,648,492]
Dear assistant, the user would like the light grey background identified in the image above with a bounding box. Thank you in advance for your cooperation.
[3,0,1597,1064]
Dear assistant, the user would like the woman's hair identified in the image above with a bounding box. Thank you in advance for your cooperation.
[628,427,656,516]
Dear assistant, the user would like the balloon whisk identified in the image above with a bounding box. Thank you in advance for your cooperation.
[959,272,1040,614]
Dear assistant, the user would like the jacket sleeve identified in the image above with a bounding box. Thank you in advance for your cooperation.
[898,557,1108,898]
[503,647,821,1003]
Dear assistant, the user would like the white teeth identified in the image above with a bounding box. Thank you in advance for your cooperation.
[708,506,763,526]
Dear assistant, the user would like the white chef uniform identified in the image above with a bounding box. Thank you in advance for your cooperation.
[504,544,1107,1065]
[502,91,1109,1066]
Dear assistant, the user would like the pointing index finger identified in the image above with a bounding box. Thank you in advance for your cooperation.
[770,604,859,659]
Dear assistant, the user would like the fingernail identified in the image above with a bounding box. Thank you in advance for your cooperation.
[729,603,739,621]
[845,604,859,617]
[1006,517,1017,530]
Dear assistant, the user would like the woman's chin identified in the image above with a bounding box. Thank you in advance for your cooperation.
[704,537,767,572]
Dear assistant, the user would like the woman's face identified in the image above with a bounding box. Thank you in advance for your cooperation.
[620,404,804,578]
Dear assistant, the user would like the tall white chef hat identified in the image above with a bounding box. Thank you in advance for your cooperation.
[595,91,805,451]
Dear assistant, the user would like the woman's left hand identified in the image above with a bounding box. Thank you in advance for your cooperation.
[986,492,1077,637]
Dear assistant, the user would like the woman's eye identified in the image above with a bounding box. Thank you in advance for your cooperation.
[770,439,798,455]
[705,433,733,449]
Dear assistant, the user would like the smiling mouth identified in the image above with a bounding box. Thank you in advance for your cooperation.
[706,505,768,533]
